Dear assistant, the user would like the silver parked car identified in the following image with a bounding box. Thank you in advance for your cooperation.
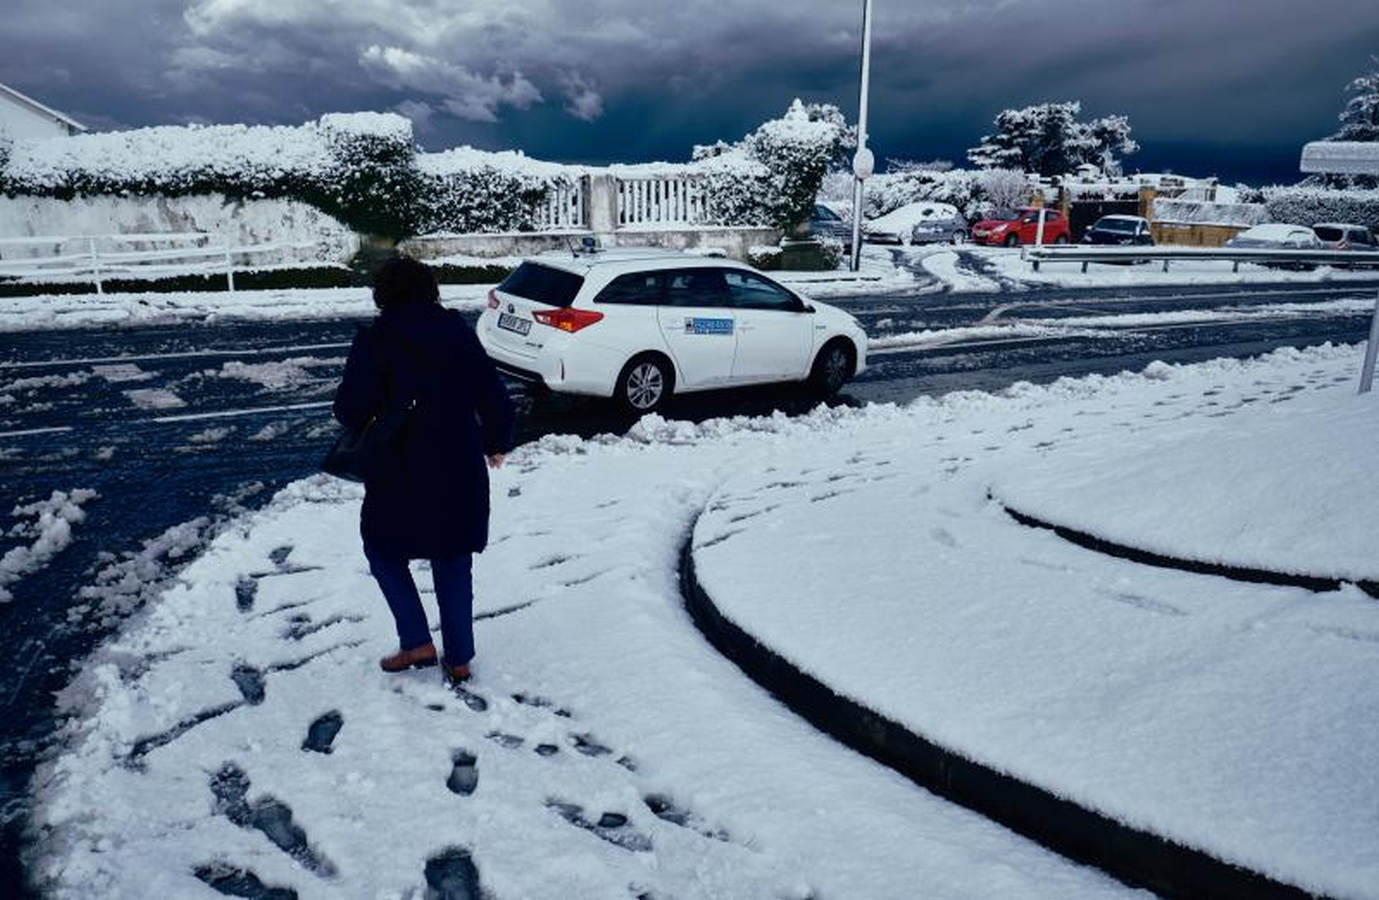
[1312,222,1378,252]
[1225,224,1323,270]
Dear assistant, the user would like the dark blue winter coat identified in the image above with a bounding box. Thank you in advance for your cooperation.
[333,303,516,559]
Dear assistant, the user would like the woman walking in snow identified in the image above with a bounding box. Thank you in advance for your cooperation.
[333,256,516,685]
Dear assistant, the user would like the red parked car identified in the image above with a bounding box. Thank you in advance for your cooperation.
[969,207,1070,247]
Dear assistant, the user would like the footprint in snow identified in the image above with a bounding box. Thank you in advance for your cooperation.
[547,800,652,852]
[231,663,266,705]
[512,692,573,717]
[210,763,336,877]
[446,751,478,796]
[424,847,484,900]
[235,577,258,613]
[644,794,732,843]
[193,862,298,900]
[301,711,343,754]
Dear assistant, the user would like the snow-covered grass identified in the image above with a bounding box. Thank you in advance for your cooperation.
[33,341,1377,898]
[0,285,492,332]
[692,343,1379,899]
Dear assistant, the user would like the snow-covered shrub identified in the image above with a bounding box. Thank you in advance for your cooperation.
[1262,187,1379,231]
[693,100,843,230]
[745,100,844,230]
[0,113,420,238]
[310,113,420,239]
[865,169,983,221]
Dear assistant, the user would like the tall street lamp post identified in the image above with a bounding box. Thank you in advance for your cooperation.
[849,0,875,272]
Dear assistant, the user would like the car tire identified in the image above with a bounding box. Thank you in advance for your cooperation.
[1004,233,1020,248]
[1054,234,1069,245]
[951,230,967,245]
[614,353,674,416]
[808,339,855,397]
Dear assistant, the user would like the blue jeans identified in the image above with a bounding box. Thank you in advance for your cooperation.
[365,548,475,667]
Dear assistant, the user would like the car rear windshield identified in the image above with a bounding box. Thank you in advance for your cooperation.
[498,262,584,308]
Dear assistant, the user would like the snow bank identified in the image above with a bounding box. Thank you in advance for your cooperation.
[0,284,491,333]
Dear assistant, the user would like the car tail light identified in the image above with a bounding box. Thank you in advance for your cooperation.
[487,289,500,310]
[531,307,604,333]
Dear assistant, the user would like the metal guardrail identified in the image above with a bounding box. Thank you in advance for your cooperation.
[1024,245,1379,273]
[0,235,323,294]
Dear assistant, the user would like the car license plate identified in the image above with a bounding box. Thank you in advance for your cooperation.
[497,313,531,336]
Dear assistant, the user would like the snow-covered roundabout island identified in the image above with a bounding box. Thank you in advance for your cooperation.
[30,343,1379,899]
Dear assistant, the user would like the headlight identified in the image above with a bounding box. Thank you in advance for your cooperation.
[993,224,1008,232]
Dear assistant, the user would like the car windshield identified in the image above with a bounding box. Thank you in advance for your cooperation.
[498,262,584,308]
[1314,226,1344,241]
[989,209,1020,222]
[1095,218,1138,234]
[814,206,840,222]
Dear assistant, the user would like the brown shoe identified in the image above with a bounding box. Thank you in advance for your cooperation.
[443,662,471,685]
[380,643,437,672]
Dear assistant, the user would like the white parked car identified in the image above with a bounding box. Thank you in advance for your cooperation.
[863,202,968,246]
[477,250,869,414]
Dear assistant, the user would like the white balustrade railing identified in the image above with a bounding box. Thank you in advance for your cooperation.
[617,176,711,228]
[535,180,586,230]
[0,234,323,294]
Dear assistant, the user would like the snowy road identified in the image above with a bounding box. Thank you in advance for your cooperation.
[0,278,1375,890]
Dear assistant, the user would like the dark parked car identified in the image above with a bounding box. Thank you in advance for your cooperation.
[1082,215,1154,246]
[810,204,854,243]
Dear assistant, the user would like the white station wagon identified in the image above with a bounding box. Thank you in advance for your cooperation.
[477,250,868,414]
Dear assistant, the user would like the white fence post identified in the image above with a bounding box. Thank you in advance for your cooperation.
[224,247,236,292]
[1360,289,1379,394]
[88,237,103,295]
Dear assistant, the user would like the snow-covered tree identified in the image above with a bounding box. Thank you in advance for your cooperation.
[976,168,1034,212]
[967,102,1137,176]
[1332,56,1379,143]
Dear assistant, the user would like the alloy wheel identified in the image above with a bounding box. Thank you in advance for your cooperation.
[626,362,664,410]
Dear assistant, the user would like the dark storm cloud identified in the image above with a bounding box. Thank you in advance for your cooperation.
[2,0,1377,182]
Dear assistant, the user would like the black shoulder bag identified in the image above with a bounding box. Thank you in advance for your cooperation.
[321,327,426,483]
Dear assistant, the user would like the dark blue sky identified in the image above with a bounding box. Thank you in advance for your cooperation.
[3,1,1377,185]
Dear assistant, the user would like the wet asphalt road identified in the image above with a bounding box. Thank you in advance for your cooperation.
[1,276,1377,892]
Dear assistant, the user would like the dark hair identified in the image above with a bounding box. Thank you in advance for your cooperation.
[373,256,440,311]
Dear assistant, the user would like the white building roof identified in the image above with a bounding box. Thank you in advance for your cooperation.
[1300,141,1379,176]
[0,82,86,133]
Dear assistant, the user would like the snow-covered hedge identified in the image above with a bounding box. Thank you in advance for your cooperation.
[1,102,841,239]
[1,113,418,238]
[414,148,577,234]
[1262,187,1379,231]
